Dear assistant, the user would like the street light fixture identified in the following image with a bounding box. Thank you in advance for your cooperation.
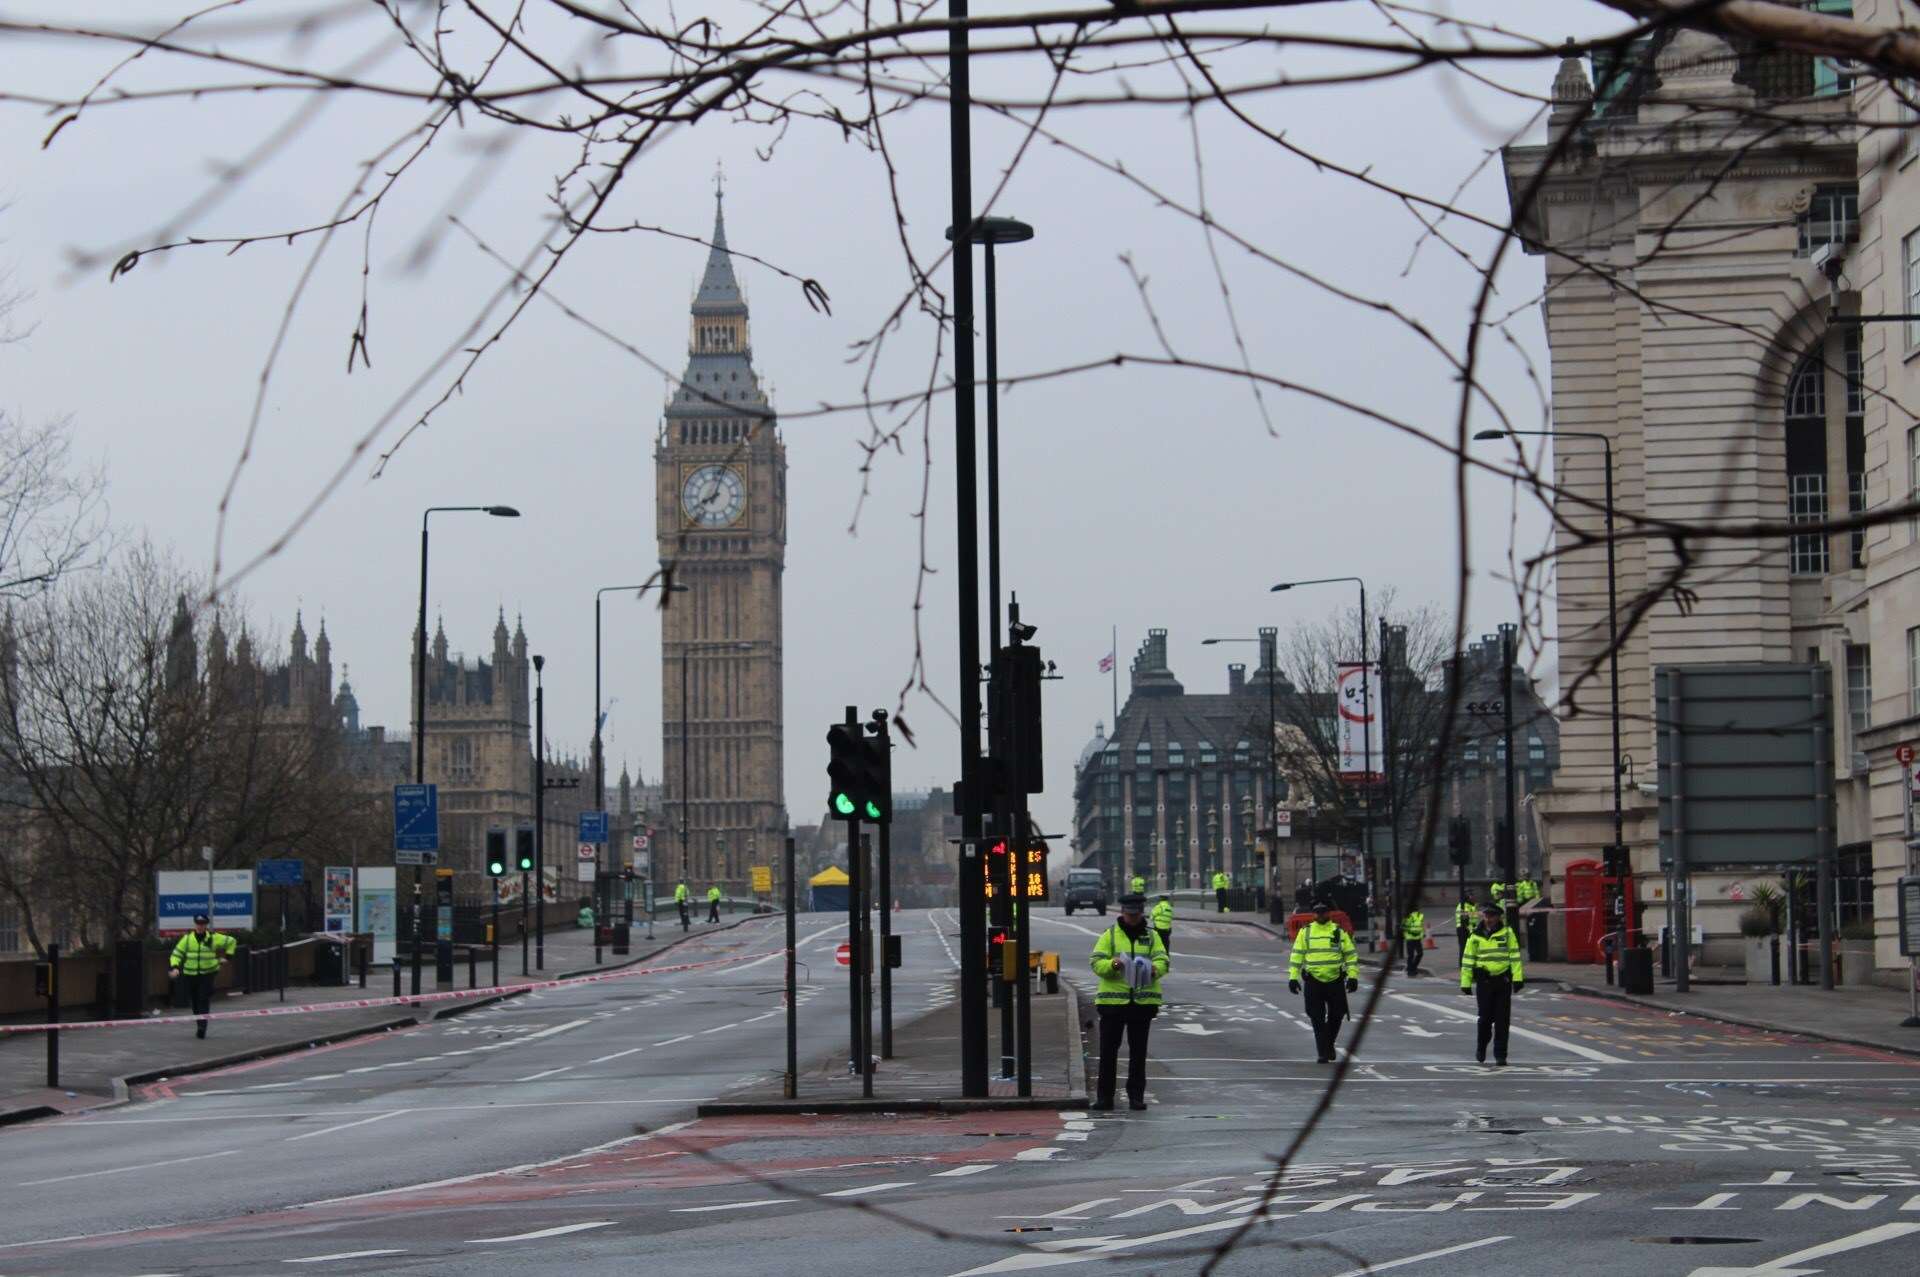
[1476,427,1629,948]
[412,503,520,995]
[1271,576,1385,933]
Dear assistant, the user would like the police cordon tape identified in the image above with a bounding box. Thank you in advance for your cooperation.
[0,946,786,1034]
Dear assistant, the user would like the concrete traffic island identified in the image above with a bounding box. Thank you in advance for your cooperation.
[698,978,1087,1116]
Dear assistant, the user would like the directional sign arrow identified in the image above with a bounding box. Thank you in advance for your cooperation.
[1687,1222,1920,1277]
[1166,1022,1222,1037]
[1399,1024,1444,1038]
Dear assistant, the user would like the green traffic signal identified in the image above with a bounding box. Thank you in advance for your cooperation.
[487,857,507,877]
[834,792,857,816]
[517,854,534,871]
[863,799,883,821]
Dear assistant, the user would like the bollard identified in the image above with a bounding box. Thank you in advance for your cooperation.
[359,942,368,990]
[45,943,60,1089]
[468,948,478,989]
[393,949,401,999]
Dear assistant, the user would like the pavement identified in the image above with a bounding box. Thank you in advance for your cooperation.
[0,913,761,1123]
[0,906,1917,1275]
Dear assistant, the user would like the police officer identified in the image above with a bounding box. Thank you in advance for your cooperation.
[672,881,691,930]
[1211,869,1230,913]
[1401,904,1426,977]
[1129,873,1147,896]
[1089,893,1168,1111]
[169,914,236,1039]
[1150,893,1174,954]
[1454,898,1474,957]
[1461,902,1525,1065]
[1515,879,1540,907]
[706,883,723,923]
[1287,900,1358,1063]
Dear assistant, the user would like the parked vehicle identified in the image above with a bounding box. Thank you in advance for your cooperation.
[1063,868,1107,916]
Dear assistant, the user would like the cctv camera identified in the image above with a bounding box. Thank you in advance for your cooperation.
[1010,622,1037,642]
[1812,241,1845,283]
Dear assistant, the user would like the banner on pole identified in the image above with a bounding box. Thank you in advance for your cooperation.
[157,869,254,935]
[1335,661,1385,782]
[323,867,354,933]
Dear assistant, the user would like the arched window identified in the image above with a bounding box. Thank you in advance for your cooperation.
[1784,331,1866,576]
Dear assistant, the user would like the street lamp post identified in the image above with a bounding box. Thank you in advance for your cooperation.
[533,654,546,970]
[413,504,519,995]
[1272,577,1376,934]
[594,581,687,934]
[1205,633,1283,910]
[675,640,754,895]
[1477,429,1628,948]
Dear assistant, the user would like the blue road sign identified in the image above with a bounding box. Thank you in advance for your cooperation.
[256,858,303,887]
[579,810,609,844]
[394,784,440,862]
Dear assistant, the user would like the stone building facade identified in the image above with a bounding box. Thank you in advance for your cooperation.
[654,187,789,892]
[1502,28,1917,970]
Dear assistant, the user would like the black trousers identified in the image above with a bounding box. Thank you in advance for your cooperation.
[707,899,720,923]
[1474,974,1512,1061]
[1456,927,1469,957]
[1095,1004,1155,1103]
[677,901,690,929]
[1404,938,1424,976]
[1155,927,1172,955]
[1301,978,1348,1060]
[1215,889,1228,913]
[182,972,215,1036]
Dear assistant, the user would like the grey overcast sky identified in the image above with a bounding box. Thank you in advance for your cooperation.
[0,2,1613,839]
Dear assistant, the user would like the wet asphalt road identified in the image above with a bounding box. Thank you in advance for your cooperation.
[2,908,1918,1276]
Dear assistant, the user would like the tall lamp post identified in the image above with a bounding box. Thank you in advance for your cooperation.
[1205,633,1283,909]
[594,581,687,927]
[1272,577,1377,932]
[413,503,519,995]
[533,653,547,970]
[1476,429,1628,944]
[674,639,754,891]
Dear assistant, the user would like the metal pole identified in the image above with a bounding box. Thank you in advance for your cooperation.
[520,869,530,976]
[879,777,894,1059]
[947,0,988,1100]
[492,878,500,989]
[785,835,798,1099]
[1501,626,1518,930]
[1381,616,1403,936]
[1357,583,1373,936]
[1267,639,1277,907]
[414,516,429,997]
[1600,440,1628,946]
[860,831,874,1099]
[1672,668,1691,994]
[681,646,691,886]
[278,888,287,1003]
[46,942,59,1089]
[535,661,546,971]
[594,592,605,948]
[985,240,1002,651]
[844,708,862,1076]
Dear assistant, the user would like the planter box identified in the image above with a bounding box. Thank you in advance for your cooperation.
[1838,940,1877,987]
[1743,936,1778,985]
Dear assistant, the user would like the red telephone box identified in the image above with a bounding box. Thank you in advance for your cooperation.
[1563,858,1640,963]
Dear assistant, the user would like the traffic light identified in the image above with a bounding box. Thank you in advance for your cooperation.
[1447,817,1470,867]
[486,829,508,877]
[988,643,1045,795]
[827,722,861,817]
[857,727,891,822]
[988,928,1009,980]
[515,827,535,873]
[826,718,892,822]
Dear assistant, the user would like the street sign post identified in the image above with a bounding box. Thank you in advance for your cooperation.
[393,784,440,865]
[751,865,773,894]
[157,870,255,934]
[255,859,303,887]
[835,942,852,968]
[579,811,608,843]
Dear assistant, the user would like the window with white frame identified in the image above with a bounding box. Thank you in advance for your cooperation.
[1910,424,1920,540]
[1790,473,1830,574]
[1909,626,1920,718]
[1846,643,1872,737]
[1906,228,1920,350]
[1849,469,1867,569]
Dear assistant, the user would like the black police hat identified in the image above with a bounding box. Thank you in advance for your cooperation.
[1118,893,1147,911]
[193,913,210,924]
[1312,899,1333,912]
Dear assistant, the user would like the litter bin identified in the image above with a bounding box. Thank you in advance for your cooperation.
[1526,913,1548,961]
[611,924,631,956]
[315,942,341,985]
[1619,946,1654,995]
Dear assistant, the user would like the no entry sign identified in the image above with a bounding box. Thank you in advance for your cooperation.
[835,942,852,967]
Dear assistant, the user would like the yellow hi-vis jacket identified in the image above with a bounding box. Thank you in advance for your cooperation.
[1461,926,1525,989]
[1288,920,1357,984]
[1401,911,1426,940]
[1211,871,1230,891]
[1515,880,1541,904]
[674,883,689,903]
[1454,902,1476,929]
[170,930,234,975]
[1129,875,1147,894]
[1150,899,1174,931]
[707,886,722,902]
[1090,922,1168,1007]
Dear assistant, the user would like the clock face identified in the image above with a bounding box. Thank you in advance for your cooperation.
[682,464,746,527]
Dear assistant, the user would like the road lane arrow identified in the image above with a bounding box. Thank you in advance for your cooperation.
[1166,1022,1222,1037]
[1399,1024,1444,1038]
[1686,1221,1920,1277]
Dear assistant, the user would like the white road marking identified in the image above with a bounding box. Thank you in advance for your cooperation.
[284,1110,408,1142]
[699,1023,741,1035]
[822,1182,913,1197]
[19,1149,236,1187]
[588,1047,643,1064]
[1683,1222,1920,1276]
[932,1164,995,1177]
[516,1065,576,1081]
[284,1250,408,1265]
[1324,1236,1511,1277]
[656,1034,695,1045]
[1016,1147,1065,1161]
[1390,993,1625,1063]
[303,1122,693,1207]
[671,1199,797,1213]
[468,1221,615,1243]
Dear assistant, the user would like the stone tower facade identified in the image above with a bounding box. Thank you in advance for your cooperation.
[655,186,788,890]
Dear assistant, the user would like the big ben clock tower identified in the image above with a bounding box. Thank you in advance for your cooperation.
[656,184,788,891]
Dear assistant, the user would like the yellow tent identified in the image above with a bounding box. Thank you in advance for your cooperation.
[808,864,850,910]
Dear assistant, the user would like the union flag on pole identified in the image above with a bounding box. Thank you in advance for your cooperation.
[1097,652,1115,673]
